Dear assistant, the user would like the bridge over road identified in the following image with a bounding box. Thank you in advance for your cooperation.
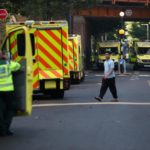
[73,0,150,68]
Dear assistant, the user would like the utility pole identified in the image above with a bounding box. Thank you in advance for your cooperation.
[118,11,125,74]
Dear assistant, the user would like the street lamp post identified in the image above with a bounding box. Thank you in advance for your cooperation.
[118,11,127,74]
[119,12,125,28]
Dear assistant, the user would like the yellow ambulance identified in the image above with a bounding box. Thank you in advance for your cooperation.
[6,20,70,99]
[97,41,121,69]
[68,34,84,83]
[130,41,150,69]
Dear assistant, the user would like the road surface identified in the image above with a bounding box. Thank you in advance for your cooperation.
[1,69,150,150]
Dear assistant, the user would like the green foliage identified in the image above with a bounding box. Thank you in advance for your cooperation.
[127,22,148,40]
[1,0,106,20]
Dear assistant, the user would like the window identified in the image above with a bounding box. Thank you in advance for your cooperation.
[30,34,35,56]
[2,38,9,53]
[129,47,136,55]
[79,45,81,53]
[138,48,150,55]
[99,47,118,55]
[2,40,7,52]
[17,33,25,56]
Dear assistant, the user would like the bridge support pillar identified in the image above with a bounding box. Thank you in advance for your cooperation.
[73,16,91,69]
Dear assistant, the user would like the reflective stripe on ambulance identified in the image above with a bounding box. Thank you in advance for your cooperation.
[32,28,69,89]
[68,39,78,72]
[10,31,23,62]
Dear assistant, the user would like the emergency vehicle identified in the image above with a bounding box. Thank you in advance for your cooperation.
[6,20,70,99]
[97,41,121,69]
[0,24,33,116]
[129,41,150,69]
[68,34,84,83]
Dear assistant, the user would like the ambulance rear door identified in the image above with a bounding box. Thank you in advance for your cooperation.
[36,27,64,88]
[1,27,33,116]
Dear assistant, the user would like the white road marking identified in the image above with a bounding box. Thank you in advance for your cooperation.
[117,74,128,77]
[130,76,139,80]
[33,102,150,108]
[139,75,150,77]
[117,73,132,76]
[95,74,104,77]
[148,80,150,87]
[130,78,139,81]
[97,83,101,85]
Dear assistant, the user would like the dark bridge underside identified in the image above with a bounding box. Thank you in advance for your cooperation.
[74,5,150,21]
[73,5,150,68]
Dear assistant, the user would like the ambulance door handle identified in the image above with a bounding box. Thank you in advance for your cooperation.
[27,74,33,81]
[33,59,36,63]
[27,67,33,81]
[27,72,32,76]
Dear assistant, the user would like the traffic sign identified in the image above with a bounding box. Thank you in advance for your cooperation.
[125,9,133,17]
[0,9,8,20]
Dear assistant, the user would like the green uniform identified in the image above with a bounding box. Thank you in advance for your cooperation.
[0,60,20,135]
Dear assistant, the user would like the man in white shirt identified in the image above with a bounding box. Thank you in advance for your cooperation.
[95,50,118,102]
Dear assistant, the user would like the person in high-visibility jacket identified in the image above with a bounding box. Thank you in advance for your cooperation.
[0,51,21,136]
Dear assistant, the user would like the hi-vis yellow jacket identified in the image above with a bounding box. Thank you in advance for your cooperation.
[0,60,21,91]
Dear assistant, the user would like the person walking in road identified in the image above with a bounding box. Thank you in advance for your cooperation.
[95,50,118,102]
[0,51,21,136]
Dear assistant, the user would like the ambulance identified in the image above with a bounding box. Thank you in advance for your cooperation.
[68,34,84,83]
[97,41,121,69]
[129,41,150,69]
[6,20,70,99]
[0,23,33,116]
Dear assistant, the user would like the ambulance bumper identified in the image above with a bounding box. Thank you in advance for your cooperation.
[40,79,64,91]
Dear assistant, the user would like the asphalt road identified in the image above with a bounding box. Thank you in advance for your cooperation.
[1,68,150,150]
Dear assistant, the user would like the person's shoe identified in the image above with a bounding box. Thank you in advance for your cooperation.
[7,130,14,136]
[95,97,102,102]
[111,99,119,102]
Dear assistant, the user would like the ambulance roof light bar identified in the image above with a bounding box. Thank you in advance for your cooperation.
[25,20,35,26]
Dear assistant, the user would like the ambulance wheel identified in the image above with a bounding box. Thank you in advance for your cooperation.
[75,79,81,84]
[51,90,64,99]
[57,90,64,99]
[81,72,85,82]
[67,80,71,90]
[133,64,138,70]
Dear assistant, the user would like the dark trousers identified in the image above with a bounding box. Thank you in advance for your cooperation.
[0,92,15,134]
[99,77,118,99]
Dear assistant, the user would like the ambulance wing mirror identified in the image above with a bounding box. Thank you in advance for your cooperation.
[130,47,136,56]
[133,51,136,56]
[17,34,25,56]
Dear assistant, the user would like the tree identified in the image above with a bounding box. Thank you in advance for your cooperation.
[0,0,105,20]
[126,22,148,40]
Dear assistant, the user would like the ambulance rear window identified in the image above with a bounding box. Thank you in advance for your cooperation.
[17,34,25,56]
[79,46,81,53]
[30,34,35,55]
